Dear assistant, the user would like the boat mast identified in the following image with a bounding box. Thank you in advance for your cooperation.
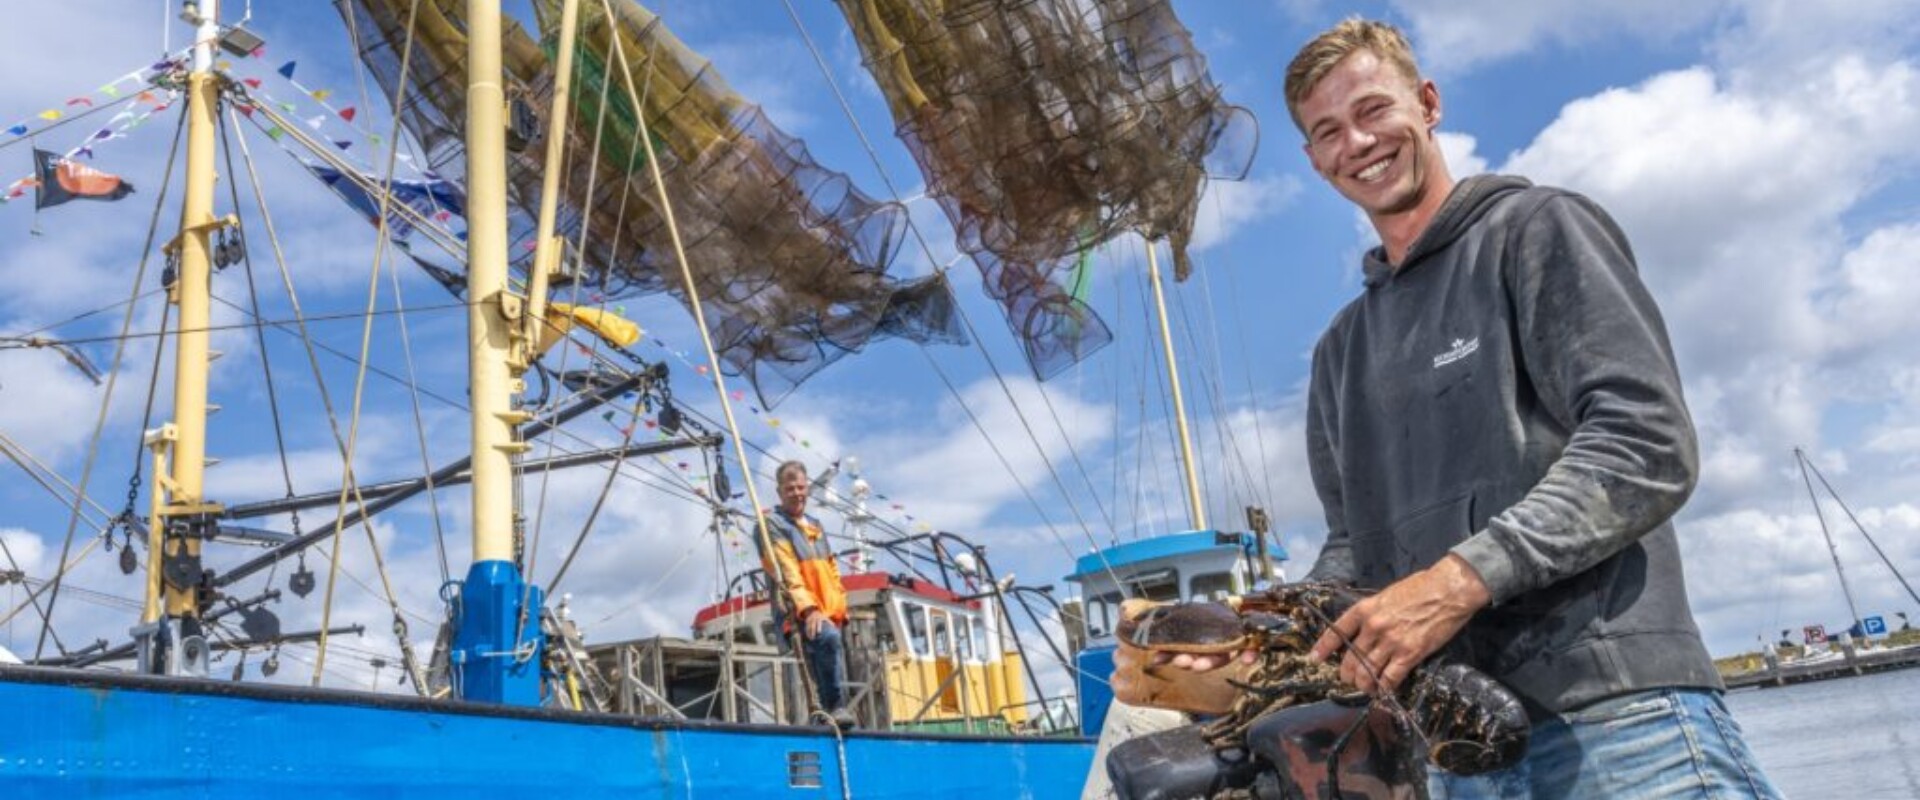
[139,0,229,676]
[1795,447,1864,635]
[450,0,581,705]
[1144,242,1207,531]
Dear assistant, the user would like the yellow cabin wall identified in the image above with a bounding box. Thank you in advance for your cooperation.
[883,651,1022,727]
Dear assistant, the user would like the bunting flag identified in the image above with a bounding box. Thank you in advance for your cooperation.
[333,139,352,151]
[0,62,171,158]
[338,107,356,122]
[305,115,326,130]
[277,61,296,79]
[264,126,286,141]
[306,163,465,241]
[243,78,261,89]
[311,89,332,102]
[33,149,134,208]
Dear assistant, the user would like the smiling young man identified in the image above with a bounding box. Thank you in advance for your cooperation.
[1113,18,1783,798]
[1283,19,1781,798]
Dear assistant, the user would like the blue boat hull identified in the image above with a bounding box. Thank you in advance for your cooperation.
[0,665,1093,798]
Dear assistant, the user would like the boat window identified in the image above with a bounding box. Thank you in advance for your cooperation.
[1125,568,1181,602]
[1085,591,1122,639]
[931,608,952,658]
[968,615,991,663]
[955,612,975,661]
[1189,571,1233,602]
[904,601,931,658]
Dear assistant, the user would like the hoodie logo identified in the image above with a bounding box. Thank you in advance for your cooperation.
[1432,337,1479,369]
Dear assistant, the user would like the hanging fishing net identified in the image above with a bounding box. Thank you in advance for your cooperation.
[336,0,965,405]
[834,0,1256,379]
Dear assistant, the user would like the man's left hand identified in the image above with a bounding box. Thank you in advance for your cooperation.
[1307,554,1491,695]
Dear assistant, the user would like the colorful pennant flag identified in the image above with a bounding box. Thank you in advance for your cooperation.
[277,61,296,79]
[311,89,332,102]
[5,125,25,137]
[339,107,357,122]
[243,78,262,89]
[66,97,93,108]
[37,110,60,121]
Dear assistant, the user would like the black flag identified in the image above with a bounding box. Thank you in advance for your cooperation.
[33,149,134,209]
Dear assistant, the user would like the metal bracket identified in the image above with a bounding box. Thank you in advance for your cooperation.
[160,213,241,257]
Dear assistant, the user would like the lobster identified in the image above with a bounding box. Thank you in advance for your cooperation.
[1115,582,1529,794]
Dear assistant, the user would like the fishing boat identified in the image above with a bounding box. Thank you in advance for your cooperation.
[0,0,1260,796]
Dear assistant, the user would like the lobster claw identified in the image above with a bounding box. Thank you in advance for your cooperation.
[1405,663,1531,775]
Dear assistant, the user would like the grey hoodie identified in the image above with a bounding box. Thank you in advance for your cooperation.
[1304,174,1722,715]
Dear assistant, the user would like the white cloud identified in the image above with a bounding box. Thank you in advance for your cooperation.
[1190,174,1302,252]
[1391,0,1730,75]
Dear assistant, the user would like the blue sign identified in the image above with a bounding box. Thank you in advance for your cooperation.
[1864,616,1888,636]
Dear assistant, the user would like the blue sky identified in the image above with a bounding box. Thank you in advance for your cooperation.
[4,1,1920,694]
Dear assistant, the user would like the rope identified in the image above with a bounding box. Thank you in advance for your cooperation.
[1,289,167,340]
[596,0,827,722]
[31,100,186,660]
[1209,188,1279,515]
[0,93,140,156]
[0,527,66,653]
[229,91,432,687]
[517,0,593,654]
[311,0,428,692]
[0,434,114,628]
[219,98,302,593]
[18,301,471,347]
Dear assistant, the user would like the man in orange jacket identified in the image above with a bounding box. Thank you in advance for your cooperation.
[759,460,855,728]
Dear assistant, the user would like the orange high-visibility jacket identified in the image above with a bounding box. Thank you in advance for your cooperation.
[758,509,847,627]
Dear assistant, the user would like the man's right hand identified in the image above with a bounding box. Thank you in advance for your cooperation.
[802,608,829,639]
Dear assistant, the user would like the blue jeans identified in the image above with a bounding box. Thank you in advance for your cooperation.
[1428,689,1782,799]
[802,622,847,712]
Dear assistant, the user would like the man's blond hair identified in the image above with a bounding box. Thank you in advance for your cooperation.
[1284,18,1422,133]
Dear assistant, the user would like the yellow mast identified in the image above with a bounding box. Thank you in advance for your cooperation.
[449,0,581,705]
[1145,241,1207,531]
[465,0,520,567]
[143,0,231,673]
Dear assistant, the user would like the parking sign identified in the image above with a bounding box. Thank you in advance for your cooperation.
[1864,616,1888,636]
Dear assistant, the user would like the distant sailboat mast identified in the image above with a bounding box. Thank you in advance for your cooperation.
[1796,447,1864,635]
[1794,447,1920,635]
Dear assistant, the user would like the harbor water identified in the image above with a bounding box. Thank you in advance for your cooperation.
[1724,666,1920,798]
